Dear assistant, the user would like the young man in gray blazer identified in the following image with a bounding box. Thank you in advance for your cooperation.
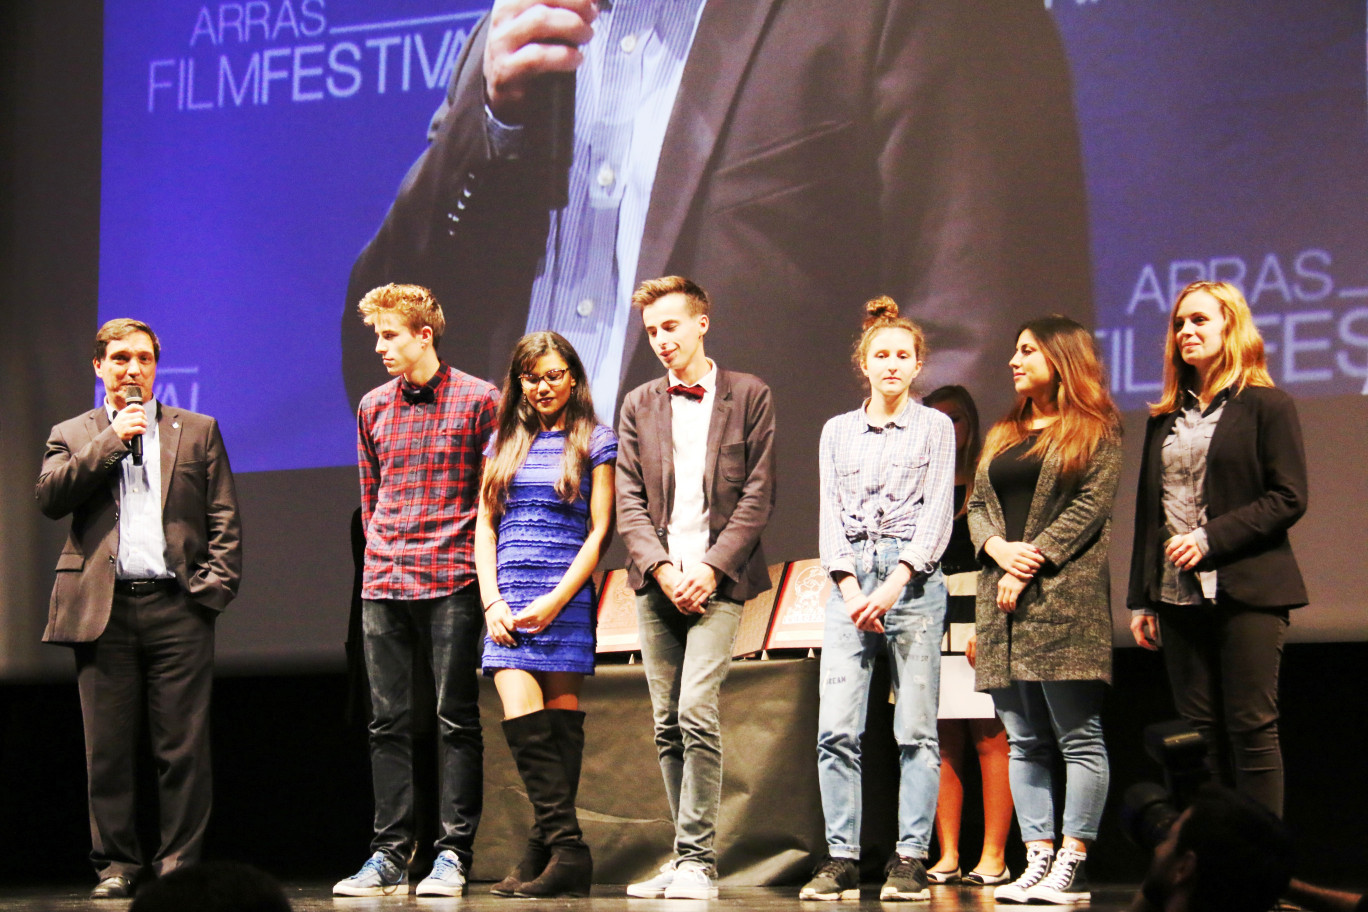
[36,319,242,899]
[615,276,776,899]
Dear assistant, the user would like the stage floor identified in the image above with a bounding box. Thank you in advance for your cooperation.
[0,882,1141,911]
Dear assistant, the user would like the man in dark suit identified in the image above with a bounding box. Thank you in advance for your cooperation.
[36,319,242,899]
[614,276,775,899]
[342,0,1091,559]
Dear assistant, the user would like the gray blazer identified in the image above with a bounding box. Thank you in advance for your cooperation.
[968,437,1121,692]
[615,369,776,602]
[36,405,243,644]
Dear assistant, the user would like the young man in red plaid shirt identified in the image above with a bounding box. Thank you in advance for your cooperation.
[335,284,500,898]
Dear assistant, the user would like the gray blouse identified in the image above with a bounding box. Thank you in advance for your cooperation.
[1158,389,1228,605]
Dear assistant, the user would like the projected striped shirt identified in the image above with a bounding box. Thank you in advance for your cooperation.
[490,0,707,416]
[357,362,500,600]
[818,400,957,580]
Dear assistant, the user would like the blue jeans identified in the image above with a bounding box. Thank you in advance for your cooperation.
[362,589,484,867]
[816,540,946,860]
[991,680,1109,843]
[636,583,743,873]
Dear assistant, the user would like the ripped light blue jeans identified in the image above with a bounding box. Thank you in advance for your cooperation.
[816,538,946,860]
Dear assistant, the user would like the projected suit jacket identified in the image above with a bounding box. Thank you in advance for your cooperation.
[36,406,242,644]
[342,0,1092,553]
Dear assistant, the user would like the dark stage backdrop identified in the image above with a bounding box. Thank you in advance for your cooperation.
[3,0,1367,678]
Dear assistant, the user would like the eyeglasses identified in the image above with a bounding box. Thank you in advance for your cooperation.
[519,368,570,387]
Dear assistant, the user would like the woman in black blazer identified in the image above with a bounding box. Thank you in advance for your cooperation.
[1127,280,1308,816]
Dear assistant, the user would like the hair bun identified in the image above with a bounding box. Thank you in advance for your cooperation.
[863,295,899,328]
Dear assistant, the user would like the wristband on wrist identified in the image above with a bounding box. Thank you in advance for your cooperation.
[483,597,507,612]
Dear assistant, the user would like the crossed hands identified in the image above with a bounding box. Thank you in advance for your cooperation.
[485,594,563,647]
[654,561,718,615]
[985,537,1044,613]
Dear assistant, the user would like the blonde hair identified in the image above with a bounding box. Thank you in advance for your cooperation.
[1150,281,1273,415]
[981,315,1120,481]
[357,283,445,346]
[852,295,927,377]
[630,275,710,316]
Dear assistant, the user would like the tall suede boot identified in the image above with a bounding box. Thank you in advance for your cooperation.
[506,710,592,897]
[493,715,551,896]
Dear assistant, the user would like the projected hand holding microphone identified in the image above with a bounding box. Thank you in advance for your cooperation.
[482,0,589,209]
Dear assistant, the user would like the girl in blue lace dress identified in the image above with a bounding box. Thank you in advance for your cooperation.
[475,332,616,899]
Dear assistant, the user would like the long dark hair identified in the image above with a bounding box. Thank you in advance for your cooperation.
[481,332,598,519]
[981,315,1120,480]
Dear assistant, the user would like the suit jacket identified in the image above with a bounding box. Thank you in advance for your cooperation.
[341,0,1092,435]
[36,405,243,645]
[615,370,776,602]
[968,438,1121,691]
[1127,386,1308,611]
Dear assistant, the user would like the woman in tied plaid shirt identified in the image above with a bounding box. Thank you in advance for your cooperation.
[475,332,616,899]
[801,296,956,903]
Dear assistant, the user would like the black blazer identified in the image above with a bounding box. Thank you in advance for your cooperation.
[1127,386,1308,610]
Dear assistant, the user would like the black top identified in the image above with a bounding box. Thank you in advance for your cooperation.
[941,484,978,575]
[989,434,1043,543]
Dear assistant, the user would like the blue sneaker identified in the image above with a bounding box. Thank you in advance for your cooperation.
[417,850,468,897]
[333,851,407,896]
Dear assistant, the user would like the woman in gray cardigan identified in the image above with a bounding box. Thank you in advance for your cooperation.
[968,316,1121,906]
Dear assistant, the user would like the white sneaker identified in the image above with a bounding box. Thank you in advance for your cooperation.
[1025,848,1090,904]
[333,851,408,897]
[993,846,1053,904]
[664,861,719,900]
[627,861,676,898]
[416,850,467,897]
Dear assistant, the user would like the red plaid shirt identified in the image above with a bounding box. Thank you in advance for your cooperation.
[357,362,500,600]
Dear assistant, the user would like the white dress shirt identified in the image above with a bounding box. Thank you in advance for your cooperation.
[105,398,172,580]
[666,360,717,566]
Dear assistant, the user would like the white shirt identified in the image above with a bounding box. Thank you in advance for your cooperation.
[666,360,716,565]
[104,398,172,580]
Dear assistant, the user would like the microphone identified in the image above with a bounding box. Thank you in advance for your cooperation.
[123,384,144,466]
[543,71,575,210]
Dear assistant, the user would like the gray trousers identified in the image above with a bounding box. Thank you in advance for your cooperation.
[635,583,742,873]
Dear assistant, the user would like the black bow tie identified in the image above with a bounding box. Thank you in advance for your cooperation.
[668,384,706,402]
[401,384,435,405]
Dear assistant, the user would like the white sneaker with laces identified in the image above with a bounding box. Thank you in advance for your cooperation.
[416,850,467,897]
[626,861,676,898]
[1025,847,1090,904]
[993,846,1053,904]
[664,860,719,899]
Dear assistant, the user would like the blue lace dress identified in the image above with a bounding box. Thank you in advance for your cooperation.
[482,424,617,674]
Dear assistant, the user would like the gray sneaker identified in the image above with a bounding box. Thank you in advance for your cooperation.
[799,856,860,901]
[416,850,467,897]
[333,852,407,897]
[663,861,719,899]
[626,861,676,898]
[879,855,929,902]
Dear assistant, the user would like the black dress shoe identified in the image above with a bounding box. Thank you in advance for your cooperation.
[91,875,134,899]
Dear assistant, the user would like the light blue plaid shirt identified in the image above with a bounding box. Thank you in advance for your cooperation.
[488,0,708,417]
[818,399,957,579]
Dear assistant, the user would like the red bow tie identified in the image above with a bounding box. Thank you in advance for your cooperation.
[668,384,706,402]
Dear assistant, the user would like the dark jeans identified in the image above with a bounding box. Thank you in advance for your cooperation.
[362,589,484,867]
[74,586,215,880]
[1157,601,1289,815]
